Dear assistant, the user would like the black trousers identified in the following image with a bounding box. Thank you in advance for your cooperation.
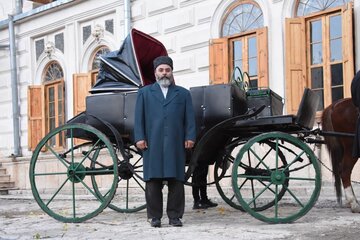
[145,178,184,219]
[191,164,208,202]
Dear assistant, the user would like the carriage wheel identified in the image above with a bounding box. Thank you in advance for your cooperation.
[29,123,118,223]
[92,146,146,213]
[215,140,288,211]
[232,132,321,223]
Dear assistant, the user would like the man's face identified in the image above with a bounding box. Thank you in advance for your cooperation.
[155,64,173,87]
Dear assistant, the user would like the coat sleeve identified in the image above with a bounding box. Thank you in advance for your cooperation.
[185,91,196,141]
[351,70,360,107]
[134,89,146,142]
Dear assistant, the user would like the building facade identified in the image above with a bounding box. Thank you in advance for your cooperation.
[0,0,359,190]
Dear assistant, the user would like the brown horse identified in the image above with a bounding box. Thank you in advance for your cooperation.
[322,98,359,212]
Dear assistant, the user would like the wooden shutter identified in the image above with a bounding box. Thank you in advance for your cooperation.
[28,86,45,151]
[342,3,354,98]
[209,38,229,84]
[285,17,307,114]
[257,27,269,88]
[73,73,92,116]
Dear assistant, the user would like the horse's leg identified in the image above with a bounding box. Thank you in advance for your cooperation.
[341,144,360,212]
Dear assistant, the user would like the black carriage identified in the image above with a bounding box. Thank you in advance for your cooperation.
[29,29,322,224]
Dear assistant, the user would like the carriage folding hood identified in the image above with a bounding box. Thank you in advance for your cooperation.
[91,28,168,93]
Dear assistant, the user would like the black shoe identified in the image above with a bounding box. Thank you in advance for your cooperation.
[201,198,218,208]
[150,218,161,228]
[193,200,208,209]
[169,218,183,227]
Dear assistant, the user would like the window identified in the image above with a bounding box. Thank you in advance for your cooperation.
[209,2,268,88]
[72,46,110,117]
[285,1,354,114]
[28,61,65,151]
[91,46,110,70]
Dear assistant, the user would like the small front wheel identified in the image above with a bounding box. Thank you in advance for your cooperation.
[29,123,118,223]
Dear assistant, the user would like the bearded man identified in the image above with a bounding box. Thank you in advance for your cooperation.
[134,56,196,228]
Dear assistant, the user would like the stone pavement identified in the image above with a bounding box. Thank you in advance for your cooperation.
[1,186,360,240]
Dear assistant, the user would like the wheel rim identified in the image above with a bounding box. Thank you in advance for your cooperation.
[232,132,321,223]
[29,123,118,223]
[92,146,146,213]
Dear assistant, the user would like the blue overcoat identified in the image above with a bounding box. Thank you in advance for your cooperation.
[134,83,196,181]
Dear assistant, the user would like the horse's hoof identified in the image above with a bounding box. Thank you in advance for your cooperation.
[350,205,360,213]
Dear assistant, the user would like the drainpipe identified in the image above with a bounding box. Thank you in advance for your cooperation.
[124,0,131,36]
[15,0,23,14]
[9,14,21,157]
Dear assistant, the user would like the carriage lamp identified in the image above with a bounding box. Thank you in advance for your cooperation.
[44,41,55,59]
[92,24,104,43]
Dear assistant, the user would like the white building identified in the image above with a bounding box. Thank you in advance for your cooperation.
[0,0,359,192]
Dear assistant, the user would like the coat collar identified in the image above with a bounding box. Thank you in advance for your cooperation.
[150,83,179,105]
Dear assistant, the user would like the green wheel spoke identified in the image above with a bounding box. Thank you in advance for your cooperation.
[70,129,74,165]
[75,139,102,171]
[75,175,102,201]
[283,150,306,172]
[46,177,70,206]
[284,185,304,207]
[34,172,68,176]
[72,180,76,218]
[275,139,279,169]
[45,143,69,168]
[249,148,271,171]
[250,179,257,209]
[76,169,114,175]
[286,176,317,181]
[246,182,272,207]
[257,179,277,195]
[275,184,279,218]
[238,174,272,180]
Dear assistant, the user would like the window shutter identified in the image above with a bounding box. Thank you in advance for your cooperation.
[209,38,229,84]
[285,17,307,114]
[28,85,45,151]
[342,3,354,98]
[257,27,269,88]
[73,73,92,116]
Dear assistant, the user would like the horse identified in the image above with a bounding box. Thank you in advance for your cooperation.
[321,97,360,212]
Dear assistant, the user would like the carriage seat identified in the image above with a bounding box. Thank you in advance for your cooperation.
[234,88,320,130]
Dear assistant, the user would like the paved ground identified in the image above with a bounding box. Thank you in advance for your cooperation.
[1,187,360,240]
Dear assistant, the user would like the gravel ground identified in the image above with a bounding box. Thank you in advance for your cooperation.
[1,187,360,240]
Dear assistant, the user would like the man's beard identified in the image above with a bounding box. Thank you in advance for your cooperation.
[157,76,172,88]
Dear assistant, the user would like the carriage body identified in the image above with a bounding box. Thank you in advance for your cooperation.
[29,28,323,224]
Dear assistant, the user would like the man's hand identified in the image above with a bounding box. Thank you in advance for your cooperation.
[136,140,148,150]
[185,140,195,149]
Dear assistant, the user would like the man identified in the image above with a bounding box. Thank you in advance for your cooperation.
[351,70,360,157]
[134,56,196,228]
[192,164,218,209]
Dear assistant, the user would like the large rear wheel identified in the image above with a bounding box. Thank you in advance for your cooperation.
[232,132,321,223]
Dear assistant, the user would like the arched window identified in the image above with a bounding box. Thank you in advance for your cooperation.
[42,61,65,148]
[90,46,110,70]
[285,0,354,114]
[222,3,264,37]
[210,1,267,89]
[297,0,352,16]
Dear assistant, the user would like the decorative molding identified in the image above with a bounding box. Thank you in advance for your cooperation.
[148,0,177,16]
[44,41,55,58]
[91,24,104,43]
[164,8,195,33]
